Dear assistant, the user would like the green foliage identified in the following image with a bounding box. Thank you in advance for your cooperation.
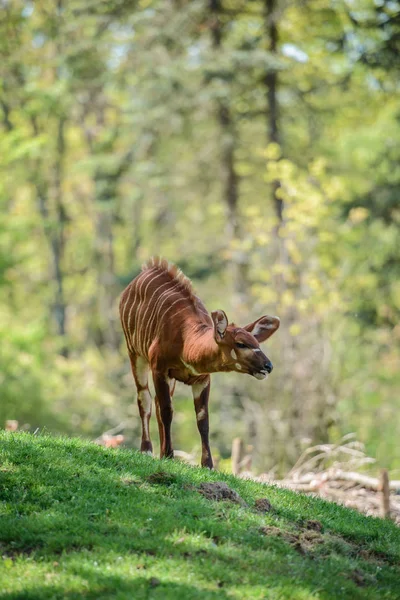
[0,0,399,474]
[1,433,400,599]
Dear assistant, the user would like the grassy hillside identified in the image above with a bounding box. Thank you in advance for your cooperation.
[0,433,399,600]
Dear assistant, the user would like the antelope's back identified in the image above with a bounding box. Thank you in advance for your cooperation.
[119,258,202,358]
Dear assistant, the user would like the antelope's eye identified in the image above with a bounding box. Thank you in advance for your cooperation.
[235,342,247,349]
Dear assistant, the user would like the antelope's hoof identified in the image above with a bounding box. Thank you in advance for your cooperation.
[160,450,174,459]
[141,441,153,454]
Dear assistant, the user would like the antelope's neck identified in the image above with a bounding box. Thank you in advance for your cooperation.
[182,322,225,374]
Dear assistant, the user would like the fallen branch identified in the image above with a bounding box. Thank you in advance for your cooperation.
[319,469,400,491]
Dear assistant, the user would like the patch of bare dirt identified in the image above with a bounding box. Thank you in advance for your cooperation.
[254,498,272,513]
[259,521,397,570]
[197,482,247,506]
[260,524,329,556]
[259,526,298,545]
[304,519,323,532]
[348,568,375,587]
[146,471,177,486]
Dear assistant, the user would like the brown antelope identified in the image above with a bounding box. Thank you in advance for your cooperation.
[119,257,280,468]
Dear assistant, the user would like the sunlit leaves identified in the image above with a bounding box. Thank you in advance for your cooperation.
[0,0,399,472]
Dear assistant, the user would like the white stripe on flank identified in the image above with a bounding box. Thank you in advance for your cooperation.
[141,280,171,334]
[141,282,182,355]
[147,283,183,346]
[135,269,165,351]
[166,304,190,323]
[155,296,190,340]
[126,268,157,352]
[121,282,138,354]
[154,303,190,344]
[141,280,181,355]
[132,269,164,352]
[161,295,188,320]
[120,288,133,353]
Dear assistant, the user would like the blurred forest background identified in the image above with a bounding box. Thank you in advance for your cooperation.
[1,0,399,476]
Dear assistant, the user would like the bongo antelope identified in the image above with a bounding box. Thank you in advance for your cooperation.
[119,257,279,468]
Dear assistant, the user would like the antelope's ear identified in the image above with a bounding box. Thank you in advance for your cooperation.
[211,310,228,342]
[243,315,280,343]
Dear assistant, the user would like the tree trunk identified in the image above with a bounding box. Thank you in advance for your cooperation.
[93,141,133,349]
[263,0,290,312]
[263,0,299,467]
[52,117,68,354]
[210,0,247,301]
[33,113,68,357]
[264,0,283,223]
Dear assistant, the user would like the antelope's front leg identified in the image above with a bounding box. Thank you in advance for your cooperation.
[153,372,174,459]
[192,376,213,469]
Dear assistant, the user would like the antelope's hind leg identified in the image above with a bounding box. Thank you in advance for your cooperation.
[153,372,174,459]
[154,377,175,460]
[130,354,153,454]
[192,376,213,469]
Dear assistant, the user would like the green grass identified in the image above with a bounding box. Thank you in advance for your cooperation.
[0,433,399,599]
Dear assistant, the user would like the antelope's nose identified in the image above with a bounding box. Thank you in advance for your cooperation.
[265,361,273,373]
